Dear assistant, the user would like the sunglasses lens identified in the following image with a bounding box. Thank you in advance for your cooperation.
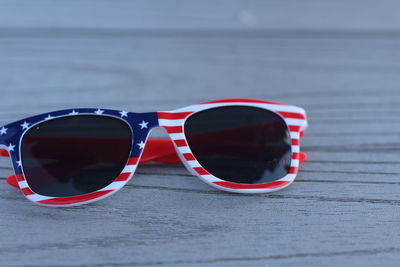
[21,115,132,197]
[184,106,291,184]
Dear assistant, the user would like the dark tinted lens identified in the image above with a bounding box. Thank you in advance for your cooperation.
[21,115,132,197]
[184,106,291,184]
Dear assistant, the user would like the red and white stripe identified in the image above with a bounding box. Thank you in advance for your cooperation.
[158,99,308,193]
[158,111,218,180]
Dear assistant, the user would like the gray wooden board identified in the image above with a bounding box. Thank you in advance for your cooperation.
[1,1,400,266]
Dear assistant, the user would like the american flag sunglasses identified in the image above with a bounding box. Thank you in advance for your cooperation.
[0,99,308,207]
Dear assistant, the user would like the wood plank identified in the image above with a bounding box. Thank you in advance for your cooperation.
[0,37,400,123]
[1,178,400,266]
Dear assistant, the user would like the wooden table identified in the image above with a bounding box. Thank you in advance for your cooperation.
[1,1,400,266]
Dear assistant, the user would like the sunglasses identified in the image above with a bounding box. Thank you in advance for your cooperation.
[0,99,308,207]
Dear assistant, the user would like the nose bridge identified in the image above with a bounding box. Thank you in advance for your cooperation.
[125,112,159,157]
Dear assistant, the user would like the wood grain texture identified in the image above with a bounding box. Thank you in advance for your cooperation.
[1,1,400,266]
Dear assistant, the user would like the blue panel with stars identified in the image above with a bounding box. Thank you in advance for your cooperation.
[0,108,160,174]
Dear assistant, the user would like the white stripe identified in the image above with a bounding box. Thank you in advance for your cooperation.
[27,184,125,203]
[178,146,191,153]
[174,103,305,114]
[291,160,299,167]
[292,146,300,153]
[201,174,219,182]
[290,132,300,139]
[286,119,307,126]
[27,194,53,202]
[169,133,185,140]
[278,174,296,181]
[122,165,136,173]
[187,160,201,168]
[103,181,127,191]
[159,119,185,127]
[18,181,29,188]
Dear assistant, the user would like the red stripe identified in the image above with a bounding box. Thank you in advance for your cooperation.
[183,153,196,161]
[201,99,284,105]
[292,139,299,146]
[292,153,300,160]
[289,167,298,174]
[214,181,290,189]
[194,167,210,175]
[0,149,9,157]
[174,139,188,147]
[127,157,139,165]
[114,172,131,182]
[289,125,301,132]
[21,187,35,195]
[278,111,306,120]
[164,126,183,134]
[38,190,114,205]
[16,174,25,182]
[158,112,192,120]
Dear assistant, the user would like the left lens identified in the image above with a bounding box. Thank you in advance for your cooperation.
[184,106,292,184]
[21,115,132,197]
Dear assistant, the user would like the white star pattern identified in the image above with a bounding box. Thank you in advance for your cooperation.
[0,127,7,135]
[45,114,54,120]
[69,110,79,116]
[139,120,149,129]
[119,111,128,118]
[7,143,15,152]
[95,109,104,115]
[137,140,145,150]
[16,160,22,167]
[21,121,30,130]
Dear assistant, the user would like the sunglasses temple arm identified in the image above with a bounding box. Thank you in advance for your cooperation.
[140,139,181,164]
[5,174,19,188]
[299,128,307,162]
[0,150,19,188]
[0,149,8,157]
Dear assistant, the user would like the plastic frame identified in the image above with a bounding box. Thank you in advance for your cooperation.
[0,99,308,207]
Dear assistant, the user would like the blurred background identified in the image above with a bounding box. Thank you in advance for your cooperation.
[2,1,400,266]
[2,0,400,118]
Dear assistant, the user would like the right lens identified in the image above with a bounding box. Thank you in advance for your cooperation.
[184,106,291,184]
[21,115,132,197]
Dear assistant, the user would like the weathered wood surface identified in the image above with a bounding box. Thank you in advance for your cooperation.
[1,1,400,266]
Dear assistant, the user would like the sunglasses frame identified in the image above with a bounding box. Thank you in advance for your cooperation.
[0,99,308,207]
